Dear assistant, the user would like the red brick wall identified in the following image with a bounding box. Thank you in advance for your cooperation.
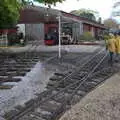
[19,9,44,23]
[83,23,91,32]
[44,23,58,34]
[0,29,17,34]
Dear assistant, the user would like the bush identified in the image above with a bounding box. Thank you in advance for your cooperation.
[103,34,110,40]
[79,32,95,41]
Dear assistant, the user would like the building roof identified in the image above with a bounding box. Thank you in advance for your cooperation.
[19,5,106,29]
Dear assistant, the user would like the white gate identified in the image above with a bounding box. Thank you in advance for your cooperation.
[0,33,8,47]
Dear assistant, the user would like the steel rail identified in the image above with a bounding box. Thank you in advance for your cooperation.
[7,48,106,120]
[68,52,108,104]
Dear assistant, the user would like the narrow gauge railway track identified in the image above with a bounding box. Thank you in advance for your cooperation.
[3,48,117,120]
[0,52,58,85]
[0,48,93,87]
[0,45,100,86]
[0,50,96,118]
[0,40,60,87]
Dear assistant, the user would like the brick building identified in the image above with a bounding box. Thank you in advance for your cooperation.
[18,6,106,45]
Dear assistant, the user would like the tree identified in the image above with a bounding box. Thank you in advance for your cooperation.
[0,0,66,29]
[0,0,21,29]
[70,9,99,21]
[22,0,65,5]
[104,18,119,29]
[112,1,120,16]
[34,0,65,5]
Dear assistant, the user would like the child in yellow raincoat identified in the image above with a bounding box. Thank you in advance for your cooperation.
[107,33,116,63]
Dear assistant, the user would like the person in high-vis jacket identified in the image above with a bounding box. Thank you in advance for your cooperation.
[114,34,120,62]
[107,33,116,64]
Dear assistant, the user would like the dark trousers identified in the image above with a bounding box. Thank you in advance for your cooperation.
[109,52,113,62]
[109,52,114,66]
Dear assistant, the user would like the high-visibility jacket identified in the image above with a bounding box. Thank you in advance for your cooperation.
[115,36,120,54]
[107,38,116,53]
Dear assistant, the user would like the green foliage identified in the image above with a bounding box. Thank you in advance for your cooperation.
[20,0,34,5]
[70,9,99,21]
[112,1,120,17]
[103,34,110,40]
[79,32,95,41]
[34,0,65,5]
[0,0,21,29]
[104,18,119,29]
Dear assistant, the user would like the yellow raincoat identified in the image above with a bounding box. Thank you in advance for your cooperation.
[115,36,120,54]
[107,37,116,53]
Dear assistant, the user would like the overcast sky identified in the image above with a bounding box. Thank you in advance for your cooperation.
[34,0,120,22]
[53,0,114,19]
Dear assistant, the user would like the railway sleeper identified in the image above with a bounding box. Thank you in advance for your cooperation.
[85,81,98,86]
[52,92,71,103]
[39,100,62,113]
[15,105,26,111]
[49,75,63,81]
[70,76,86,81]
[31,109,53,120]
[0,77,21,83]
[65,78,79,84]
[54,72,66,77]
[69,95,82,105]
[0,67,30,72]
[0,72,7,76]
[4,109,19,120]
[15,72,26,76]
[76,90,87,96]
[78,85,91,92]
[81,82,97,90]
[36,90,52,101]
[4,71,25,76]
[0,85,13,89]
[47,81,59,88]
[91,78,105,83]
[28,112,46,120]
[75,71,88,76]
[24,99,35,108]
[56,82,70,88]
[0,71,26,77]
[18,114,39,120]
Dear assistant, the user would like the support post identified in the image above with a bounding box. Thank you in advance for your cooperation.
[58,16,61,58]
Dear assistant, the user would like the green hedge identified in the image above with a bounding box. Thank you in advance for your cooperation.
[79,32,95,41]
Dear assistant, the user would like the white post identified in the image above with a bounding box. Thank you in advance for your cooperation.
[58,16,61,58]
[5,32,8,47]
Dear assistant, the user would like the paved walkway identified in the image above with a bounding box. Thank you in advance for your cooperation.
[60,64,120,120]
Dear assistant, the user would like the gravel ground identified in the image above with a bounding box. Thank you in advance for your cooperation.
[0,44,101,117]
[60,65,120,120]
[0,45,101,53]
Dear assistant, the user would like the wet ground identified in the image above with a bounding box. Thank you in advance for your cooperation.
[0,52,81,116]
[0,61,54,115]
[0,45,101,117]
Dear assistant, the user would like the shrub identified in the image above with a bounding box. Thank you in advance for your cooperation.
[103,34,110,40]
[79,32,95,41]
